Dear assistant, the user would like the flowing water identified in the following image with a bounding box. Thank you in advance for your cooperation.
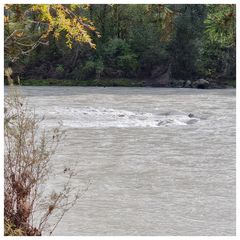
[11,86,236,235]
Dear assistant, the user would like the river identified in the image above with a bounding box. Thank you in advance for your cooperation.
[15,86,236,235]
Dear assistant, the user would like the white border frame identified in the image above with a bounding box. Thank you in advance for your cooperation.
[1,1,238,239]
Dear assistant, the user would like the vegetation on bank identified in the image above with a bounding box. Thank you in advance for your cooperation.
[4,88,80,236]
[228,79,236,88]
[5,4,236,86]
[17,78,145,87]
[12,77,236,88]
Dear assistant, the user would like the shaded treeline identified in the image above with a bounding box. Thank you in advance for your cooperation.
[5,4,236,85]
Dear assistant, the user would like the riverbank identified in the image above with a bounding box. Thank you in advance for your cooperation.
[8,78,236,89]
[17,78,145,87]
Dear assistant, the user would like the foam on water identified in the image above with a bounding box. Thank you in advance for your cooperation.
[39,106,200,128]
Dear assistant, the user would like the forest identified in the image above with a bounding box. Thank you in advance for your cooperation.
[4,4,236,88]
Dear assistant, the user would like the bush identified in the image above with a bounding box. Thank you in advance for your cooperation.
[4,87,80,235]
[103,38,137,76]
[56,64,65,74]
[104,38,130,57]
[95,59,104,80]
[70,59,104,81]
[81,60,96,79]
[117,54,137,75]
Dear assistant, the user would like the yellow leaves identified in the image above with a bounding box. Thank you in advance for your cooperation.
[81,17,88,22]
[4,4,11,10]
[38,4,96,48]
[89,42,96,49]
[4,16,9,23]
[65,35,73,49]
[31,5,52,22]
[4,218,24,236]
[16,31,24,37]
[54,31,60,40]
[47,5,96,48]
[4,67,13,81]
[69,4,78,11]
[5,4,96,62]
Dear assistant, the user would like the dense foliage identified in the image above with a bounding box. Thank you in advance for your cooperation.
[4,4,236,86]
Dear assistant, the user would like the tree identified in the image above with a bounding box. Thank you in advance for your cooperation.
[198,4,236,81]
[4,4,97,64]
[204,4,235,48]
[4,4,236,84]
[169,4,207,79]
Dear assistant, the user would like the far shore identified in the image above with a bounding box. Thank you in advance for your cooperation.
[4,78,236,89]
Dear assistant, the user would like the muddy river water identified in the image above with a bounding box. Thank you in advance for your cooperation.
[16,86,235,235]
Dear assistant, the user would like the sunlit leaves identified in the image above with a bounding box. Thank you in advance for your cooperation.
[4,4,96,62]
[31,4,97,48]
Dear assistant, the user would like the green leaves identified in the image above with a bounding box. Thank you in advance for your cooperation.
[204,4,235,47]
[146,5,175,42]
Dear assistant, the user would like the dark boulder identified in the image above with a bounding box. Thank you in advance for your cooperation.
[188,113,194,118]
[175,80,185,88]
[192,79,209,89]
[184,80,192,88]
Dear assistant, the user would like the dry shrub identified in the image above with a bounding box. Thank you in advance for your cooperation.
[4,86,82,235]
